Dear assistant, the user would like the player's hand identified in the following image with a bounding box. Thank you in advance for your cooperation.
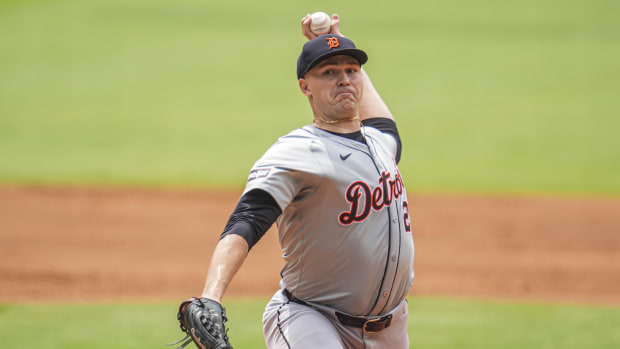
[301,13,343,40]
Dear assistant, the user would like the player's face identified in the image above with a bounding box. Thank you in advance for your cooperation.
[299,55,363,119]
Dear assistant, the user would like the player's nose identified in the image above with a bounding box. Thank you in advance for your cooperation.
[337,71,352,86]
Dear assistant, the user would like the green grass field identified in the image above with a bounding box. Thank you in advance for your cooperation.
[1,297,619,348]
[1,0,619,194]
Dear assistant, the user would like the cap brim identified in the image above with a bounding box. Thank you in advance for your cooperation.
[301,48,368,78]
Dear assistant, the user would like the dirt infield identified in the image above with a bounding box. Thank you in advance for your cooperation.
[1,186,619,305]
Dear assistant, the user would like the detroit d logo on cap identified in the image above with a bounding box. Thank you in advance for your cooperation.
[326,37,340,50]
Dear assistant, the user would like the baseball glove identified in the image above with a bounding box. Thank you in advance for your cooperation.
[168,297,233,349]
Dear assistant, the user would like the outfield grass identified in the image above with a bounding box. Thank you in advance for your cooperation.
[1,0,619,194]
[1,297,618,348]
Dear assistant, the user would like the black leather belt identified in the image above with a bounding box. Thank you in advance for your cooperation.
[335,311,392,334]
[284,289,393,334]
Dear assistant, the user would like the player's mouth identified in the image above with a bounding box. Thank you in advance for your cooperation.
[334,88,357,99]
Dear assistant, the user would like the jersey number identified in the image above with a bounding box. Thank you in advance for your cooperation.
[402,200,412,233]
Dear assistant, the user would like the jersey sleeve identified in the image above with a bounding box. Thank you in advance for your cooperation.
[242,134,324,212]
[362,118,402,163]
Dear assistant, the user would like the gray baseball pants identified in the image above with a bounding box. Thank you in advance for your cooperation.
[263,289,409,349]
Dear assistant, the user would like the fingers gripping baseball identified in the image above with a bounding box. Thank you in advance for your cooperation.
[301,13,343,40]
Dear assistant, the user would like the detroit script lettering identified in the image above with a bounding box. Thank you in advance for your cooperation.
[338,169,409,230]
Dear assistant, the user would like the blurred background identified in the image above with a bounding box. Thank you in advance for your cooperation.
[1,0,619,348]
[1,0,618,192]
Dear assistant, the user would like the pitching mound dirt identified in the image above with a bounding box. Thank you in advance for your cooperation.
[1,186,619,305]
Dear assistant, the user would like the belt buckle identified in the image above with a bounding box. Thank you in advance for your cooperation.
[362,317,382,334]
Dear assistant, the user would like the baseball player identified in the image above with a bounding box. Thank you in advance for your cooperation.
[173,14,414,349]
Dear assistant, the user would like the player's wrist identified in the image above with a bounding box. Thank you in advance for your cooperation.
[201,292,222,303]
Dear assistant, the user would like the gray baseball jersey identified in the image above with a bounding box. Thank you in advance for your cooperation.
[244,123,414,316]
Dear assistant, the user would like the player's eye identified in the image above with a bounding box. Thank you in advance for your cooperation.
[347,65,360,73]
[323,69,334,76]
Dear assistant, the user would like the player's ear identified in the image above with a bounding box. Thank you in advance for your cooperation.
[299,78,312,96]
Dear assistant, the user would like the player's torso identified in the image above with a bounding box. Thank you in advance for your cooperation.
[278,126,414,316]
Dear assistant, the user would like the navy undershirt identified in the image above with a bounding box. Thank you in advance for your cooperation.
[220,117,402,249]
[323,129,366,143]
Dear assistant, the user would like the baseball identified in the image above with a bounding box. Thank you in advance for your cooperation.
[310,12,331,35]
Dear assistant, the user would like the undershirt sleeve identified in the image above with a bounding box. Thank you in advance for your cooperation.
[219,189,282,250]
[362,117,403,164]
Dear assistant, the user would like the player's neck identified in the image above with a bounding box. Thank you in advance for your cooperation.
[312,110,361,133]
[313,118,361,133]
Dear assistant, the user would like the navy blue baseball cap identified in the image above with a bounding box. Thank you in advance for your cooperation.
[296,34,368,79]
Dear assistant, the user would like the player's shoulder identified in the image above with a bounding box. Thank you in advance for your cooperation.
[271,126,326,150]
[277,126,321,142]
[257,126,324,162]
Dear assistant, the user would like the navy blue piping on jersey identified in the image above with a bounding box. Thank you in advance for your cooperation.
[366,119,404,313]
[380,199,403,315]
[361,128,394,316]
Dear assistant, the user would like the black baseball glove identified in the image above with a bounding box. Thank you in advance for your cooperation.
[168,297,233,349]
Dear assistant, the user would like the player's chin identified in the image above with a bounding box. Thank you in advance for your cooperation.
[335,99,357,112]
[333,96,357,108]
